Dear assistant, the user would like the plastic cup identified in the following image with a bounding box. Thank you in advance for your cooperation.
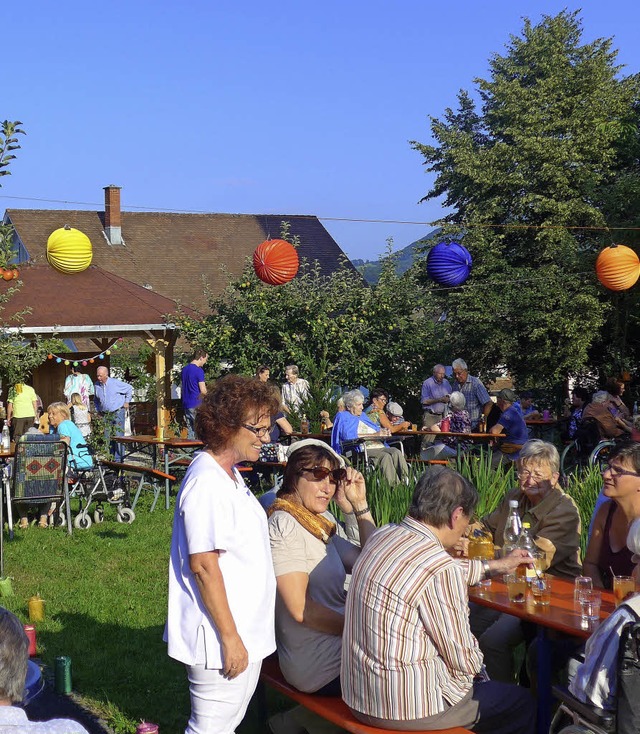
[506,573,526,603]
[574,576,593,602]
[613,575,636,607]
[579,589,602,625]
[411,423,417,432]
[531,573,551,606]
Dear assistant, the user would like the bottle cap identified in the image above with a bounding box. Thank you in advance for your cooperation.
[522,521,531,528]
[509,500,519,508]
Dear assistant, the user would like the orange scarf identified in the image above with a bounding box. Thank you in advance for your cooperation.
[268,497,336,544]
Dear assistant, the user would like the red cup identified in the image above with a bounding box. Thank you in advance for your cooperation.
[440,417,451,432]
[23,624,36,657]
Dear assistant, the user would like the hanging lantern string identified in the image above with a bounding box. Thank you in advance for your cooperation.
[47,338,123,366]
[318,218,640,231]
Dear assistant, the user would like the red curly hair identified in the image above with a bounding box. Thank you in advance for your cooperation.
[195,374,280,452]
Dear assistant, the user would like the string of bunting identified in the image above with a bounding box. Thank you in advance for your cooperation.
[47,338,124,366]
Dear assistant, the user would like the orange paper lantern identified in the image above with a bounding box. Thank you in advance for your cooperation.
[596,245,640,291]
[253,239,299,285]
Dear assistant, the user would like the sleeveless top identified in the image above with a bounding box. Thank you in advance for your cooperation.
[599,501,635,589]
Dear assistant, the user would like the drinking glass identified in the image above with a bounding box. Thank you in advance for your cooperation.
[506,573,526,603]
[579,589,601,625]
[574,576,593,602]
[531,573,551,606]
[613,575,636,607]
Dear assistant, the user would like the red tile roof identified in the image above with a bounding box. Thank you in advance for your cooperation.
[2,263,180,329]
[6,209,353,312]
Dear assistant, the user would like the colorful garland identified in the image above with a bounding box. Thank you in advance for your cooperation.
[47,338,123,366]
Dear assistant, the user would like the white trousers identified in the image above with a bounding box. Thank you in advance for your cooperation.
[186,661,261,734]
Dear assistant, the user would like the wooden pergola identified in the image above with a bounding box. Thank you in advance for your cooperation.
[1,264,193,436]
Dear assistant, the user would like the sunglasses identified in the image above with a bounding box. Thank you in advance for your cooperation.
[300,466,347,483]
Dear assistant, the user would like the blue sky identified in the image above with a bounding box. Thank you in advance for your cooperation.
[3,1,640,262]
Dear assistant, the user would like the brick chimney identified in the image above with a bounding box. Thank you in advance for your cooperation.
[103,184,122,245]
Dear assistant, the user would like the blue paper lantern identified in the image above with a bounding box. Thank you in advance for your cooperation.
[426,241,472,287]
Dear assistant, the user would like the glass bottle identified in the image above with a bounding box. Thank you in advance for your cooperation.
[1,421,10,451]
[300,414,309,434]
[502,499,522,557]
[515,521,537,580]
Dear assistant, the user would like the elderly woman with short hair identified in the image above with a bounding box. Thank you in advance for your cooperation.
[166,374,280,734]
[470,439,582,682]
[428,391,471,459]
[331,389,409,485]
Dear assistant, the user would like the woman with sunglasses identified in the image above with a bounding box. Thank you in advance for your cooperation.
[584,442,640,588]
[166,374,280,734]
[268,442,375,698]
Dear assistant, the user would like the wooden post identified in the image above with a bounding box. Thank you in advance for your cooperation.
[147,337,168,439]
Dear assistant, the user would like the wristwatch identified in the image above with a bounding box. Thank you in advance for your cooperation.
[482,560,491,580]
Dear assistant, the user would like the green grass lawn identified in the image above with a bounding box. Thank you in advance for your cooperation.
[0,461,601,733]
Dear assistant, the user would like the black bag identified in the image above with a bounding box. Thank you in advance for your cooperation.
[617,619,640,734]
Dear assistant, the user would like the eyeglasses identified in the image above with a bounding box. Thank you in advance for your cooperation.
[517,470,551,483]
[300,466,348,483]
[242,424,271,438]
[602,463,640,478]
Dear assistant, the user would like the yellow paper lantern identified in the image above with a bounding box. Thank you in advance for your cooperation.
[47,226,93,273]
[595,244,640,291]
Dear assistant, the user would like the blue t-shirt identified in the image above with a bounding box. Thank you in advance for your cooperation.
[497,406,529,451]
[181,363,205,409]
[56,419,93,470]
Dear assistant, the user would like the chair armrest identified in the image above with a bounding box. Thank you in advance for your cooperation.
[552,685,615,730]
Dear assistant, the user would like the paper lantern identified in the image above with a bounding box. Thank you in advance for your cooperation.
[426,241,473,287]
[253,239,299,285]
[596,244,640,291]
[46,226,93,274]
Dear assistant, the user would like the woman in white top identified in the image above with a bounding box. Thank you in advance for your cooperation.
[166,374,280,734]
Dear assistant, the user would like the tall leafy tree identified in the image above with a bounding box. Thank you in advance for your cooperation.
[412,11,640,388]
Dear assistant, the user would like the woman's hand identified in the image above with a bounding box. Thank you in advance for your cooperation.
[334,467,367,515]
[221,632,249,679]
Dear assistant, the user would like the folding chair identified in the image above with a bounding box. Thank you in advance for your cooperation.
[8,435,72,536]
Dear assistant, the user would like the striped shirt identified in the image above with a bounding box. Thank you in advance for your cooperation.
[341,517,484,721]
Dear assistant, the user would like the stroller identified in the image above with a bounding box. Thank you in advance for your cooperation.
[64,445,136,529]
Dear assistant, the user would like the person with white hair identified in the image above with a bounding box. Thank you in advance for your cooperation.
[451,359,492,431]
[331,390,409,485]
[0,607,89,732]
[427,391,471,459]
[582,389,631,439]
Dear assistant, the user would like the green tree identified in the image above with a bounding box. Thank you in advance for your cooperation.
[411,10,640,388]
[0,120,62,388]
[175,242,440,417]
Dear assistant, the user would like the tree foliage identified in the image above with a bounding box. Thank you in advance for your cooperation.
[411,10,640,388]
[0,120,62,388]
[175,242,440,415]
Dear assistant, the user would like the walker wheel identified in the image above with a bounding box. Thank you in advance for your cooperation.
[74,514,92,530]
[93,507,105,524]
[117,507,135,524]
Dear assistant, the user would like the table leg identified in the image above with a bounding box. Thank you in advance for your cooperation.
[164,449,171,510]
[536,626,552,734]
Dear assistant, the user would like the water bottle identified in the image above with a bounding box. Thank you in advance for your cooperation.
[502,500,522,556]
[1,421,10,451]
[515,521,537,580]
[300,414,309,434]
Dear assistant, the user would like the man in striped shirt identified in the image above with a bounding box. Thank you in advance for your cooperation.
[341,467,535,733]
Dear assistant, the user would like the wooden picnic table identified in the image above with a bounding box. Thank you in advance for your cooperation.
[469,574,615,734]
[116,435,204,508]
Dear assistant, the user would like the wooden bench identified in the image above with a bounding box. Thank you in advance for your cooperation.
[101,460,176,512]
[258,655,472,734]
[407,458,450,466]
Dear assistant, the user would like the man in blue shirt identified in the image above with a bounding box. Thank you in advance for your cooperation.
[490,389,529,464]
[181,350,208,439]
[94,366,133,461]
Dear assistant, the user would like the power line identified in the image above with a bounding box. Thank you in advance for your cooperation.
[0,193,639,231]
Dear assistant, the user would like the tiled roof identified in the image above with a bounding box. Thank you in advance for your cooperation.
[1,263,181,329]
[6,209,353,312]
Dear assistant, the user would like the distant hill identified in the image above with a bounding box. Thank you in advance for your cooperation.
[353,228,442,284]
